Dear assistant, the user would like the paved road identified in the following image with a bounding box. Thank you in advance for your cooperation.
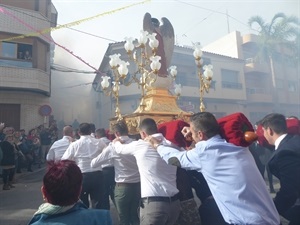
[0,167,289,225]
[0,168,44,225]
[0,167,119,225]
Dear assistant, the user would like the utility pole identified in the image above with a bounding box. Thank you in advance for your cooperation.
[226,9,230,33]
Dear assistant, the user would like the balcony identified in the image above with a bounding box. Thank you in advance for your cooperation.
[244,58,270,74]
[0,5,52,43]
[0,66,50,95]
[246,88,272,103]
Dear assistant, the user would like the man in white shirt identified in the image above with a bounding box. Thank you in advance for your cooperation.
[91,121,140,225]
[114,118,180,225]
[61,123,107,209]
[94,128,115,210]
[147,112,280,225]
[46,126,73,161]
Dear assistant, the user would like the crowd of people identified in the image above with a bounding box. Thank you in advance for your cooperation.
[0,112,299,225]
[0,122,58,190]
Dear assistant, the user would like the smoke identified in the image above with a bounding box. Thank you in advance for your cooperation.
[50,32,97,126]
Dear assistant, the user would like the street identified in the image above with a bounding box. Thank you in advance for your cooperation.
[0,167,119,225]
[0,168,44,225]
[0,167,289,225]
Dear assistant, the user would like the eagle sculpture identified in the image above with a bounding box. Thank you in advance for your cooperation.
[143,12,174,77]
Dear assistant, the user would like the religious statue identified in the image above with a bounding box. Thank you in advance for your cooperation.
[143,12,174,78]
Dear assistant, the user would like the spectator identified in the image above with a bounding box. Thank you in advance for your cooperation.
[40,128,52,164]
[0,135,17,190]
[0,122,5,142]
[27,160,112,225]
[24,50,32,60]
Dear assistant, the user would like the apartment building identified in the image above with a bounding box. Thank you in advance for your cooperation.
[204,31,299,123]
[94,30,299,128]
[0,0,57,131]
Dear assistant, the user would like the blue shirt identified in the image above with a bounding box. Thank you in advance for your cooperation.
[157,134,280,225]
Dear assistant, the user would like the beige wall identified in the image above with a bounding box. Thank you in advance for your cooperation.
[35,39,49,71]
[0,91,50,132]
[202,31,242,58]
[0,67,50,94]
[0,4,52,43]
[1,0,50,18]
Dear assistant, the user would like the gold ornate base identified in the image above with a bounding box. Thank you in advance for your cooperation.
[109,88,191,135]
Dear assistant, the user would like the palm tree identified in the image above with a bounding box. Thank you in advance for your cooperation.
[248,13,299,111]
[248,13,299,83]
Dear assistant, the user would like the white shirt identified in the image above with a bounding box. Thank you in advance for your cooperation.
[100,137,111,145]
[157,135,280,225]
[46,136,72,161]
[114,133,179,198]
[61,135,107,173]
[99,137,113,168]
[274,133,287,150]
[91,136,140,183]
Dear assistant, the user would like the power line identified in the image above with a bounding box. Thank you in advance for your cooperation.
[51,63,97,73]
[175,0,260,34]
[0,5,117,42]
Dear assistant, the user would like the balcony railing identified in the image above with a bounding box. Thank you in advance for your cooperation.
[246,88,270,94]
[222,81,242,89]
[0,59,32,68]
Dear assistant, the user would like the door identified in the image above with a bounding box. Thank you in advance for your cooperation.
[0,104,21,130]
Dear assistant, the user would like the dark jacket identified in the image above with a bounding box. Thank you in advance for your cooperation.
[268,134,300,215]
[0,141,16,166]
[27,201,112,225]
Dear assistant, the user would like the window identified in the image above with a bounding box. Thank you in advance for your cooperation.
[177,72,199,87]
[275,79,284,89]
[2,42,16,58]
[0,42,33,68]
[288,81,297,92]
[1,42,32,60]
[221,69,242,89]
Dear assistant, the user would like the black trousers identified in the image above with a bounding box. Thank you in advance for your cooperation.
[81,170,104,209]
[102,166,116,210]
[2,168,15,184]
[282,204,300,225]
[199,197,229,225]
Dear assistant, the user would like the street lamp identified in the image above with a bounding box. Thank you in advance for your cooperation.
[193,43,213,112]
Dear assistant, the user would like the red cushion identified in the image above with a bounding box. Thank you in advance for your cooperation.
[286,118,300,135]
[257,118,300,148]
[158,120,192,148]
[105,129,115,141]
[217,112,254,147]
[158,113,255,148]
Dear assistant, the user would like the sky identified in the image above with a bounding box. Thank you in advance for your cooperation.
[49,0,299,125]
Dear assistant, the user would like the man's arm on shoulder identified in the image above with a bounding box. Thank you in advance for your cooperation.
[114,141,135,155]
[91,144,115,168]
[157,145,201,171]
